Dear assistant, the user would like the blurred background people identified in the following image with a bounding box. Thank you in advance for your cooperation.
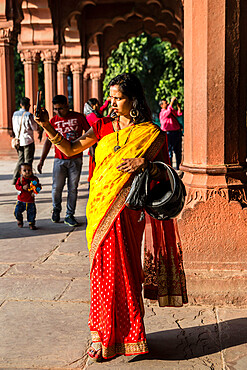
[159,96,183,170]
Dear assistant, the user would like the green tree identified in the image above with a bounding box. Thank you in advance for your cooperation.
[103,33,184,116]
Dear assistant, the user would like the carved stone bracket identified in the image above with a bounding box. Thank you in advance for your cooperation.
[185,186,247,209]
[20,49,40,63]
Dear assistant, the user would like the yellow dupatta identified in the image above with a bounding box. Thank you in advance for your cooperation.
[86,121,165,254]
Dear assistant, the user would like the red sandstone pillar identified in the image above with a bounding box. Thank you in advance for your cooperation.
[41,49,59,118]
[57,62,69,98]
[90,71,103,102]
[20,50,40,113]
[0,40,15,130]
[71,62,84,113]
[180,0,247,304]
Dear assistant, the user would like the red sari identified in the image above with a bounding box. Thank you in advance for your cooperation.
[87,119,188,359]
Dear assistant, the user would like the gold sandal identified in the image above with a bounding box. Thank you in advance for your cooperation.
[87,342,102,362]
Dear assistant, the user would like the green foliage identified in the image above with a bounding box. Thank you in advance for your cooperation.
[103,33,184,114]
[14,46,24,109]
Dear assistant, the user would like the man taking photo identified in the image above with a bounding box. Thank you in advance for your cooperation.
[37,95,89,226]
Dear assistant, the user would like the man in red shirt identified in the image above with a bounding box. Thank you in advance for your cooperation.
[37,95,90,226]
[159,97,183,170]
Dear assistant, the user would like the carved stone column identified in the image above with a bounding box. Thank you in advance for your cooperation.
[179,0,247,304]
[71,62,84,113]
[90,70,103,102]
[57,62,69,98]
[20,50,40,113]
[0,28,16,131]
[41,49,59,118]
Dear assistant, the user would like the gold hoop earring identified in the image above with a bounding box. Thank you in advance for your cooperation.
[130,109,139,121]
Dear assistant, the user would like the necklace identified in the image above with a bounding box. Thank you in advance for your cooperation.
[113,117,135,152]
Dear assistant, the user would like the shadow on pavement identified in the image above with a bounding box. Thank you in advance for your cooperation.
[0,217,87,239]
[129,318,247,362]
[0,170,88,181]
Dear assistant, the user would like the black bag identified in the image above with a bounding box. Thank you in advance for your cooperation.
[125,161,186,220]
[125,167,149,210]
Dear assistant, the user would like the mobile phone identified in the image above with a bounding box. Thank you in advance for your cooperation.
[35,91,42,117]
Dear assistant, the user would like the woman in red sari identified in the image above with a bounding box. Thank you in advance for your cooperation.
[35,73,188,362]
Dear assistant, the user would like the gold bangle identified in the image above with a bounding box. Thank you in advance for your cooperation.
[56,136,64,145]
[49,132,62,144]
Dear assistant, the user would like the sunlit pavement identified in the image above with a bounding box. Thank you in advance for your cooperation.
[0,147,247,369]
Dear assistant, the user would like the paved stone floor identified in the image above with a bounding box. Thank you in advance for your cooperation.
[0,147,247,369]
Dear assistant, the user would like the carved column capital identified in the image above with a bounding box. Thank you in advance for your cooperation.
[20,49,40,64]
[90,71,103,80]
[57,62,70,74]
[41,49,59,63]
[0,24,16,45]
[0,25,16,57]
[70,62,84,74]
[83,71,90,80]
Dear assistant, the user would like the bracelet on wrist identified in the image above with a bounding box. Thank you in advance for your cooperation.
[56,136,64,145]
[49,132,64,145]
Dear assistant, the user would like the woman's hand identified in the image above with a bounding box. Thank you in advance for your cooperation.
[117,158,147,173]
[34,107,50,129]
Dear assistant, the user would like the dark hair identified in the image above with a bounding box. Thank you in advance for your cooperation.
[52,95,67,105]
[87,98,99,107]
[108,73,152,123]
[159,99,167,106]
[20,162,32,171]
[20,97,30,107]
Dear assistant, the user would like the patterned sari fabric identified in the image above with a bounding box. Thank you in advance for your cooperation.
[144,215,188,307]
[86,121,187,359]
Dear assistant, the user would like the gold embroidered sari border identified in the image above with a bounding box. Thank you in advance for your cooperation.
[89,184,130,265]
[102,339,149,359]
[145,131,166,161]
[158,294,185,307]
[91,331,101,342]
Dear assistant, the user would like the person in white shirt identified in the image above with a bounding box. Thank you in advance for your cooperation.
[12,97,41,184]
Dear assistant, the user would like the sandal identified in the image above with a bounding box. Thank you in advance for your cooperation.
[87,342,102,362]
[17,220,23,228]
[29,223,37,230]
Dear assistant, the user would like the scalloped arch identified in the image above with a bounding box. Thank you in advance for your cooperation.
[85,1,183,64]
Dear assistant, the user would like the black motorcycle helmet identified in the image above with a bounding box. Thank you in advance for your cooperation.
[145,162,186,220]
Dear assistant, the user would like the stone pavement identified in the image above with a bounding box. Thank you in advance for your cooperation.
[0,148,247,370]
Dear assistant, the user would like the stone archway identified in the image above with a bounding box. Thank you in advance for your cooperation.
[86,2,183,68]
[67,0,184,103]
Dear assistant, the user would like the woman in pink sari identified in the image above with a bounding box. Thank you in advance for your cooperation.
[35,73,188,362]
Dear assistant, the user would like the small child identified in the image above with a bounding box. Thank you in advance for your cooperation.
[14,163,42,230]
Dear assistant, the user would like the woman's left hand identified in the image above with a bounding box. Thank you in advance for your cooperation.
[117,158,147,173]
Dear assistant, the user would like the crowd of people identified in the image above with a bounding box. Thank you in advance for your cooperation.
[11,73,187,362]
